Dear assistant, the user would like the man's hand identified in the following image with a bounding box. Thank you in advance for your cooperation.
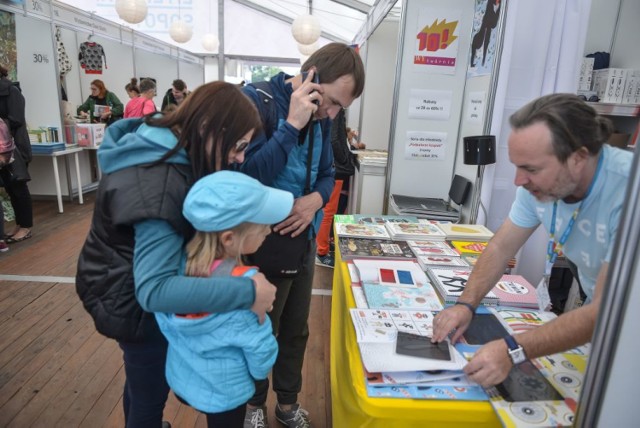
[250,272,276,324]
[431,305,474,343]
[273,192,323,237]
[463,339,513,387]
[287,69,322,130]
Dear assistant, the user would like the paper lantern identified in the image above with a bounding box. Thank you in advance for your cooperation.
[202,33,219,52]
[170,19,193,43]
[297,41,319,56]
[115,0,148,24]
[291,14,321,45]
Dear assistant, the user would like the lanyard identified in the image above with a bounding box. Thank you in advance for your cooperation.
[544,152,603,277]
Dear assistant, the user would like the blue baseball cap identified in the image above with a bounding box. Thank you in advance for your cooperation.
[183,170,294,232]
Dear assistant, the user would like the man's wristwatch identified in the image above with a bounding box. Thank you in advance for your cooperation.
[504,334,527,365]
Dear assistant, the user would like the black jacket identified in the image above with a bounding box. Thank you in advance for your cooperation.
[330,109,356,180]
[75,162,193,342]
[0,78,32,181]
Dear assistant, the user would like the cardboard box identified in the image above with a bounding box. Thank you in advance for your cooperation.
[622,69,640,104]
[76,124,105,147]
[593,68,627,103]
[578,58,594,91]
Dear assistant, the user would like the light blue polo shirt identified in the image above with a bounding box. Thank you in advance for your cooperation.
[509,145,632,302]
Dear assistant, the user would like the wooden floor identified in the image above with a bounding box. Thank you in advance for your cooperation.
[0,194,335,427]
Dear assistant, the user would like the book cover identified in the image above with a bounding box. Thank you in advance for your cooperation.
[362,282,443,311]
[491,275,540,309]
[353,259,427,288]
[338,237,415,260]
[438,223,494,241]
[428,268,498,306]
[385,222,446,240]
[355,214,419,224]
[417,255,469,269]
[450,240,489,255]
[335,223,391,239]
[408,241,460,257]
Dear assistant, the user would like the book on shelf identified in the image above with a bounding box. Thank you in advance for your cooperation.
[338,237,416,261]
[427,267,499,306]
[438,223,494,241]
[334,222,391,239]
[384,221,446,241]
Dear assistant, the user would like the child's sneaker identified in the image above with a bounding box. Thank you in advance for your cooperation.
[315,253,334,268]
[275,403,311,428]
[244,405,269,428]
[0,240,8,253]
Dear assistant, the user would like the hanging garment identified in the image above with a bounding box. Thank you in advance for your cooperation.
[78,41,107,74]
[56,27,72,77]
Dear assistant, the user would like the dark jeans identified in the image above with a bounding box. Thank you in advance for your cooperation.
[0,169,33,228]
[176,394,246,427]
[118,319,170,428]
[250,240,316,406]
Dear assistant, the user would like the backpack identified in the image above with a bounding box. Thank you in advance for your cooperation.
[0,118,15,160]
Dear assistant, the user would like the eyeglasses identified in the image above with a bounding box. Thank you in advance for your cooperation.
[235,140,250,152]
[577,94,599,102]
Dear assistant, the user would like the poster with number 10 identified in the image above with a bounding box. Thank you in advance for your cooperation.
[414,7,462,75]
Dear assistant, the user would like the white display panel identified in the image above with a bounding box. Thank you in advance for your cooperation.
[178,61,205,92]
[134,48,179,109]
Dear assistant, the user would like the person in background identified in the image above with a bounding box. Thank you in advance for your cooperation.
[161,79,189,112]
[432,93,632,387]
[315,109,362,268]
[0,65,34,245]
[77,79,124,126]
[125,78,141,99]
[0,114,16,252]
[76,81,277,428]
[239,42,365,428]
[156,171,294,428]
[124,79,157,118]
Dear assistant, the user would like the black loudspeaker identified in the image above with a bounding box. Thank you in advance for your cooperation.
[463,135,496,166]
[449,174,471,206]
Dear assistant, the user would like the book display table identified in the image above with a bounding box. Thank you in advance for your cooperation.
[330,248,501,427]
[32,147,84,213]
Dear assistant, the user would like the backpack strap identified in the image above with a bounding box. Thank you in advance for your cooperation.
[248,81,278,140]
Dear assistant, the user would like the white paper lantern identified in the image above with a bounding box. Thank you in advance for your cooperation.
[291,14,321,45]
[297,41,319,56]
[202,33,219,52]
[170,19,193,43]
[115,0,148,24]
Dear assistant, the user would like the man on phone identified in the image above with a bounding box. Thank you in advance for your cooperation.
[239,43,365,428]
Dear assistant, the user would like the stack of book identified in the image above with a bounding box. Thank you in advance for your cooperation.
[384,221,446,241]
[389,193,460,222]
[407,240,469,270]
[492,275,540,309]
[427,268,499,306]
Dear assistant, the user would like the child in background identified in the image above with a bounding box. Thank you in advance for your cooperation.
[155,170,294,427]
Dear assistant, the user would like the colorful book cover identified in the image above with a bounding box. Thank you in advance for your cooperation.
[335,223,391,239]
[428,268,498,305]
[408,240,460,257]
[353,259,427,288]
[417,255,469,269]
[362,282,443,311]
[450,240,489,255]
[438,223,494,241]
[491,275,540,309]
[338,237,415,260]
[385,221,446,240]
[494,308,557,334]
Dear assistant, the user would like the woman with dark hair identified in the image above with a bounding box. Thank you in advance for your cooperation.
[0,65,34,245]
[124,78,157,118]
[77,79,124,125]
[75,81,277,428]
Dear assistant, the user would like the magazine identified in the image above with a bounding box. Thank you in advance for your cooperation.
[335,223,391,239]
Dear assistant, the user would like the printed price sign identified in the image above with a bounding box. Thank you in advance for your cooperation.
[408,89,452,120]
[405,131,447,160]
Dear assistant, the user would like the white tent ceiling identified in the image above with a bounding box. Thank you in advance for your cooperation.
[56,0,401,60]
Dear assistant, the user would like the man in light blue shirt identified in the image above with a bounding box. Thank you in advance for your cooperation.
[432,93,633,386]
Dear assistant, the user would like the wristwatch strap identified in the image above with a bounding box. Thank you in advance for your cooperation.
[454,301,476,316]
[504,334,519,351]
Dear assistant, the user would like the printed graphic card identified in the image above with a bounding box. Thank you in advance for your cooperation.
[492,274,540,309]
[450,240,489,255]
[353,259,427,288]
[362,282,443,312]
[438,223,494,241]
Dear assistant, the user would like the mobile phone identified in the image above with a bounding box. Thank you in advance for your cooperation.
[302,70,320,105]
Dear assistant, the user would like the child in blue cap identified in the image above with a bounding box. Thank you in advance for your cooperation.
[155,170,294,427]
